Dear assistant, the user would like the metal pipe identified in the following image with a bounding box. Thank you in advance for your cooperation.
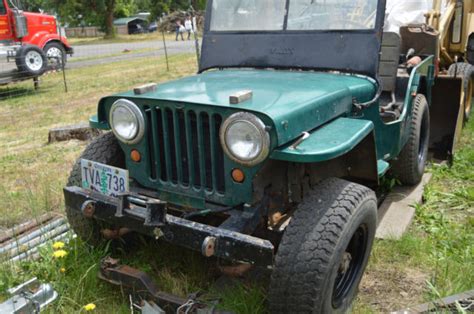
[0,218,66,254]
[10,232,73,263]
[2,224,70,259]
[0,213,55,244]
[439,2,457,44]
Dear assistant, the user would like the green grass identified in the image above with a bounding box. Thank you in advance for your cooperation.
[0,55,473,313]
[355,120,474,312]
[0,53,198,228]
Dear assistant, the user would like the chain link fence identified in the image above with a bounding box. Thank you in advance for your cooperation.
[0,30,199,99]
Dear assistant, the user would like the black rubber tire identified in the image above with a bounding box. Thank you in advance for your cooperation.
[66,132,126,247]
[43,41,66,70]
[268,178,377,314]
[15,45,47,76]
[391,94,430,186]
[448,62,473,121]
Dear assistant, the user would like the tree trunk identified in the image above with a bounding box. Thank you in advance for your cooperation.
[104,0,116,39]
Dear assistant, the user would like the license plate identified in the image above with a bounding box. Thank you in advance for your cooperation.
[81,159,129,197]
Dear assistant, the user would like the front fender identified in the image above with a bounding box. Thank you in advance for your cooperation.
[271,117,384,183]
[28,32,73,52]
[271,118,374,163]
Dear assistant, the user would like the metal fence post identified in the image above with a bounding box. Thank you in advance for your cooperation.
[162,31,170,72]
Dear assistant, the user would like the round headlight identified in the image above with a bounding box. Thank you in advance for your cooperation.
[109,99,145,144]
[220,112,270,166]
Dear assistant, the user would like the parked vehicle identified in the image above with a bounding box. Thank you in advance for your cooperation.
[64,0,465,312]
[0,0,73,84]
[148,22,158,33]
[128,23,145,35]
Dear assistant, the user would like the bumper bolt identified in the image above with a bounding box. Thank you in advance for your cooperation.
[153,228,164,240]
[81,200,96,218]
[202,236,217,257]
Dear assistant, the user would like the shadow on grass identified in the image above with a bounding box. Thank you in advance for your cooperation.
[0,86,41,101]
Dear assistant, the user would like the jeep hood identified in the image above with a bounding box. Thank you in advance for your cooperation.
[113,69,376,145]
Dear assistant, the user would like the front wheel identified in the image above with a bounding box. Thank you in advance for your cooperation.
[44,42,66,70]
[268,178,377,313]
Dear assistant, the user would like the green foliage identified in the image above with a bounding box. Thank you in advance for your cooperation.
[22,0,206,27]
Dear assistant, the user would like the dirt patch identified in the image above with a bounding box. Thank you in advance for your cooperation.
[359,266,428,312]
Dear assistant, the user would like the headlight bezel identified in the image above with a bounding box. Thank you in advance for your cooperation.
[109,99,145,145]
[220,112,270,166]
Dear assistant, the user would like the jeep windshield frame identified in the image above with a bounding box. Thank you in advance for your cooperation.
[200,0,387,78]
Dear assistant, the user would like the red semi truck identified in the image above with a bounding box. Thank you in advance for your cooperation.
[0,0,73,85]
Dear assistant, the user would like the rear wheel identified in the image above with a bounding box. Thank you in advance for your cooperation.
[449,62,473,121]
[391,94,430,186]
[15,45,47,76]
[66,132,130,247]
[268,178,377,313]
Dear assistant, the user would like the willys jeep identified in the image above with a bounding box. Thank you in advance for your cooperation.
[64,0,463,312]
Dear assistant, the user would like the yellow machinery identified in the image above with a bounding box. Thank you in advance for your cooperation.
[426,0,473,120]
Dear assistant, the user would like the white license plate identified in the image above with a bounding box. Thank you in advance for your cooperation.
[81,159,129,197]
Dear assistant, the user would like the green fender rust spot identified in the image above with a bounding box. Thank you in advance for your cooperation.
[270,117,374,163]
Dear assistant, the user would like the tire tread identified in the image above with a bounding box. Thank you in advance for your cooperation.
[268,178,377,313]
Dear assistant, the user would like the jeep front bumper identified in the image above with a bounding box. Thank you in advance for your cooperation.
[64,186,274,267]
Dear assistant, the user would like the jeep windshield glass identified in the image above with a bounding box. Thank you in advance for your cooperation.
[210,0,379,31]
[210,0,286,31]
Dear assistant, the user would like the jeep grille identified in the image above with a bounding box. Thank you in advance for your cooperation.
[145,106,226,194]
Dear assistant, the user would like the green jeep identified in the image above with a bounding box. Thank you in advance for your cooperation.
[64,0,462,312]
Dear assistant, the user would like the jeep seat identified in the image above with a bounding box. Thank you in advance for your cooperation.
[379,32,401,93]
[378,32,403,121]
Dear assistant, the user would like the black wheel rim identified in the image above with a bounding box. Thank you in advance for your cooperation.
[332,224,368,309]
[417,111,429,166]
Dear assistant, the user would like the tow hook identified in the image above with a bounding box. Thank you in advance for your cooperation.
[0,277,58,313]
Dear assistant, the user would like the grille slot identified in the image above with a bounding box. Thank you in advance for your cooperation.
[147,106,226,194]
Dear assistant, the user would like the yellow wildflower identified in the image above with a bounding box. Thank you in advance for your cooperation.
[83,303,96,311]
[60,267,66,273]
[52,249,68,259]
[52,241,65,250]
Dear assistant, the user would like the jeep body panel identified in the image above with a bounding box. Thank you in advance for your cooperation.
[93,70,377,146]
[90,55,436,197]
[90,70,379,207]
[271,117,374,163]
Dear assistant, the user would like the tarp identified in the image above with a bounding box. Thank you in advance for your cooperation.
[384,0,448,33]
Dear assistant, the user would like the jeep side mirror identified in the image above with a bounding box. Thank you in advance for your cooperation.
[13,9,28,39]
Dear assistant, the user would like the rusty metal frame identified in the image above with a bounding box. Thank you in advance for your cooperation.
[63,186,274,266]
[98,257,228,313]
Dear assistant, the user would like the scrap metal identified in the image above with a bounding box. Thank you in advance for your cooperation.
[0,278,58,314]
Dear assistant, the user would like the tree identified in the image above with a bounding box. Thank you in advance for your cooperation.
[22,0,207,38]
[104,0,116,38]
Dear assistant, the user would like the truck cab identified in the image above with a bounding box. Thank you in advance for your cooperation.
[0,0,72,78]
[64,0,463,312]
